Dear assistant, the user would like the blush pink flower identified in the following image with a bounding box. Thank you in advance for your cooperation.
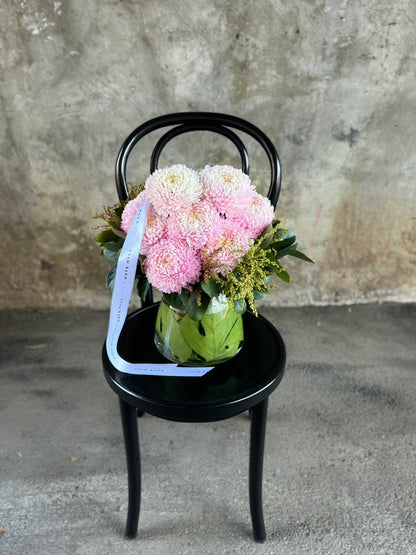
[237,192,275,236]
[144,164,202,217]
[144,238,201,294]
[120,191,147,233]
[140,205,168,255]
[203,219,252,275]
[200,165,255,218]
[167,201,220,249]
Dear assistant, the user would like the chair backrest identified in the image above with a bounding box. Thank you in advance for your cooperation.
[115,112,282,207]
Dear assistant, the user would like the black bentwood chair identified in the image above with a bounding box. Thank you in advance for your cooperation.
[102,112,286,542]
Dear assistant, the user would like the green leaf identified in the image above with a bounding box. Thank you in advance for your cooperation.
[275,243,298,259]
[288,250,315,263]
[258,223,274,247]
[271,229,296,250]
[233,298,247,314]
[103,247,119,262]
[253,290,268,301]
[104,239,124,251]
[201,280,222,298]
[95,229,119,245]
[155,301,192,363]
[187,291,210,321]
[102,238,124,262]
[277,269,290,283]
[163,292,187,312]
[136,272,150,302]
[181,308,243,361]
[106,264,117,292]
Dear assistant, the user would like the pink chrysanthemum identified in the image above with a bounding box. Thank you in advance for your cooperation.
[200,165,255,218]
[167,201,220,249]
[140,205,168,255]
[237,192,275,236]
[203,219,252,275]
[144,164,202,217]
[120,192,147,233]
[144,238,201,294]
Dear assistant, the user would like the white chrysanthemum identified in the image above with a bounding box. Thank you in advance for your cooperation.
[144,164,202,217]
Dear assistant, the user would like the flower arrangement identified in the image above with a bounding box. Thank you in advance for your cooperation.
[95,164,313,322]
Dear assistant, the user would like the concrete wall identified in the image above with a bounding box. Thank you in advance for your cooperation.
[1,0,415,309]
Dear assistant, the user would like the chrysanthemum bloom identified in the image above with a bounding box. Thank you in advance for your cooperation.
[237,191,275,236]
[144,238,202,293]
[144,164,202,217]
[203,219,252,275]
[200,165,255,218]
[140,205,168,255]
[120,191,147,233]
[167,201,220,249]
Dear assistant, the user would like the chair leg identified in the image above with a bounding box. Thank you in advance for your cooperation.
[249,398,268,542]
[119,398,141,538]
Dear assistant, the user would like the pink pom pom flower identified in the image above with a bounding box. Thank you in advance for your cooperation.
[120,192,147,233]
[167,201,220,249]
[200,165,255,218]
[203,219,253,275]
[144,237,202,294]
[237,191,275,236]
[144,164,202,217]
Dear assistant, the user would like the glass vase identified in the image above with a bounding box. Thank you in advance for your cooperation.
[154,295,244,366]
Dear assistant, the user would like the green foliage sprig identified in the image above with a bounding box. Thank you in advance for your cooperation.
[199,220,313,316]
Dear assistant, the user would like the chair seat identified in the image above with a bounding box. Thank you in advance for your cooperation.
[103,303,286,422]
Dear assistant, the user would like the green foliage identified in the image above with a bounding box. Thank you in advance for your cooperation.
[102,238,124,262]
[94,228,120,246]
[201,280,222,298]
[187,291,211,320]
[106,264,117,292]
[155,300,193,362]
[94,184,152,303]
[272,228,314,263]
[94,183,144,237]
[136,269,150,301]
[94,202,125,233]
[163,292,188,313]
[204,220,314,315]
[233,298,247,314]
[155,297,244,364]
[180,307,243,361]
[163,289,212,321]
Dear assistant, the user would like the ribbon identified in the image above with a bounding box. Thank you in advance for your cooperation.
[105,200,213,377]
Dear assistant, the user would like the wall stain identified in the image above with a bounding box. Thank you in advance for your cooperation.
[286,134,304,146]
[29,388,55,398]
[332,125,361,147]
[322,192,380,272]
[401,219,416,256]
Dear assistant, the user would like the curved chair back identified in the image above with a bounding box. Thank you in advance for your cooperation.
[115,112,282,207]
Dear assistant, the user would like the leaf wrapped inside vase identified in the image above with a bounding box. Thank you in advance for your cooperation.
[155,296,243,365]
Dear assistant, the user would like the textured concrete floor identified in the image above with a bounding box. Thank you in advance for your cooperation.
[0,303,415,555]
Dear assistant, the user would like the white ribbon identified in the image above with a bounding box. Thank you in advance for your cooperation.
[105,199,213,377]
